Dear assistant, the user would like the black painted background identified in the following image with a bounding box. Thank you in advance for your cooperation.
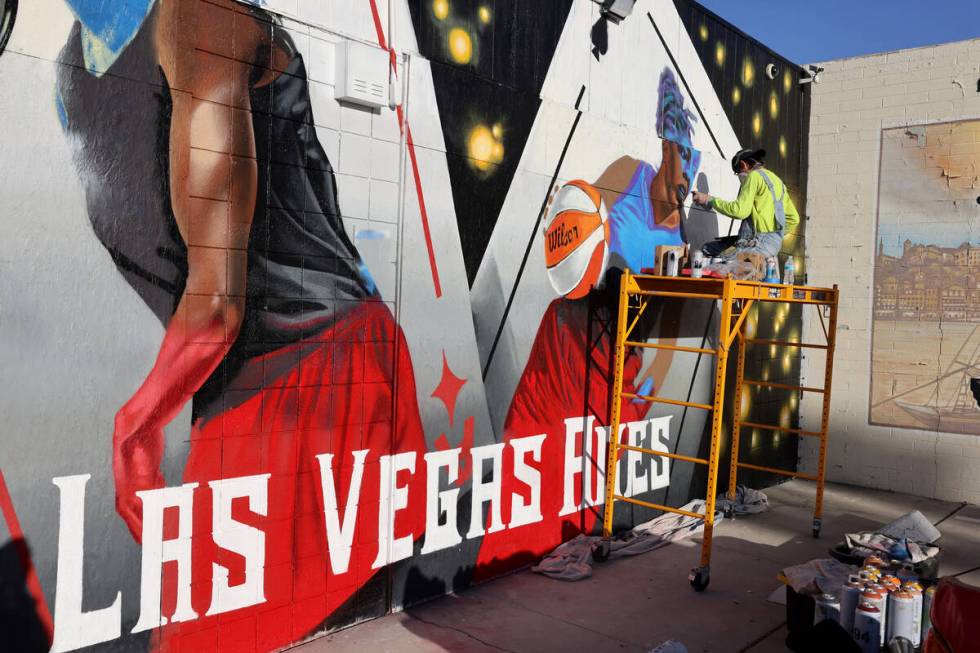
[407,0,573,285]
[674,0,813,493]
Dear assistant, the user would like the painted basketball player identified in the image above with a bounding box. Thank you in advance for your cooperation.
[56,0,427,647]
[475,68,702,577]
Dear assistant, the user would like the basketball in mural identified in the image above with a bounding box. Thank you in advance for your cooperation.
[543,179,609,299]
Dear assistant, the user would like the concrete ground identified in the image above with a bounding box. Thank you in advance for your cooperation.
[291,481,980,653]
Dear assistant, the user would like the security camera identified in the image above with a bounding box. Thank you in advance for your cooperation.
[799,65,824,86]
[591,0,636,24]
[765,63,779,80]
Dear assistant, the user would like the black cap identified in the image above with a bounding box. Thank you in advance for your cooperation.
[731,147,766,173]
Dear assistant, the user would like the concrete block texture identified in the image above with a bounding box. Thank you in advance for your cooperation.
[804,37,980,505]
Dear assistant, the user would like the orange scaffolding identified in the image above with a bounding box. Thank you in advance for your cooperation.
[599,271,840,591]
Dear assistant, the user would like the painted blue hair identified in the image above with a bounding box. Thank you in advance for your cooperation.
[656,68,701,183]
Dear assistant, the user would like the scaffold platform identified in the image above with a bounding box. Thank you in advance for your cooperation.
[598,271,840,591]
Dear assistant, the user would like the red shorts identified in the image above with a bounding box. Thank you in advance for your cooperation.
[155,300,426,652]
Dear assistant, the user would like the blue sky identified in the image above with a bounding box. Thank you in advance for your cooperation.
[695,0,980,64]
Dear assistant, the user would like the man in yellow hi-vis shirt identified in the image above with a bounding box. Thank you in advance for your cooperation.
[692,147,799,259]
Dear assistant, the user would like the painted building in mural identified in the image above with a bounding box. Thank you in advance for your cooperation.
[0,0,809,650]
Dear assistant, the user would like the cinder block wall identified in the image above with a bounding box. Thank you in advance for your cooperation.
[800,39,980,503]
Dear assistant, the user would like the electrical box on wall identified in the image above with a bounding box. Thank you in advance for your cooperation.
[335,39,390,109]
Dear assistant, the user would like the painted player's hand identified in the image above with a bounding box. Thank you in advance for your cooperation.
[691,191,711,206]
[112,408,165,543]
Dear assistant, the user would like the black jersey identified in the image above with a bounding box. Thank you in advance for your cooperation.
[57,5,374,420]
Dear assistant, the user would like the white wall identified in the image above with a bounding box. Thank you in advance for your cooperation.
[800,38,980,503]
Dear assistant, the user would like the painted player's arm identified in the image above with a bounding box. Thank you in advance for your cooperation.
[111,0,262,541]
[704,173,760,220]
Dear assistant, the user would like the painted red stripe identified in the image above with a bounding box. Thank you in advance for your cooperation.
[368,0,443,298]
[0,469,54,644]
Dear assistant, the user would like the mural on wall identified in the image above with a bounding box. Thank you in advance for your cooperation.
[0,0,809,651]
[474,67,707,576]
[871,120,980,435]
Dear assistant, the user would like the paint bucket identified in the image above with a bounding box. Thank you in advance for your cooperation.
[814,592,841,625]
[839,580,864,635]
[887,590,917,645]
[921,586,935,644]
[853,601,882,653]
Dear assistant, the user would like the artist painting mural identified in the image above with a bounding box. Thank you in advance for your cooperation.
[871,120,980,435]
[0,0,809,651]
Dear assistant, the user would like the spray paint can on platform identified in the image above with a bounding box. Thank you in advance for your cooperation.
[666,250,680,276]
[887,590,917,645]
[691,250,704,278]
[840,580,864,635]
[814,593,841,625]
[853,602,882,653]
[901,583,923,648]
[921,586,936,644]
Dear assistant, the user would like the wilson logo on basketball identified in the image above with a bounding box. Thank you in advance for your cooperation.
[545,220,580,262]
[543,180,609,300]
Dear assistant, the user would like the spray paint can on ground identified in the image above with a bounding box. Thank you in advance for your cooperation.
[887,590,917,646]
[881,575,902,592]
[853,601,882,653]
[921,585,936,645]
[900,583,923,648]
[864,555,887,569]
[814,593,841,625]
[840,580,864,635]
[862,587,888,645]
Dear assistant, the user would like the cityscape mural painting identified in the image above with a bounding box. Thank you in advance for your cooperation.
[0,0,808,651]
[871,120,980,435]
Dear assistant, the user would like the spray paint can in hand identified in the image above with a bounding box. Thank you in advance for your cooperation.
[853,601,882,653]
[691,250,704,278]
[840,580,864,635]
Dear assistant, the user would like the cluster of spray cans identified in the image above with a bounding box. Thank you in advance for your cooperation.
[815,555,935,652]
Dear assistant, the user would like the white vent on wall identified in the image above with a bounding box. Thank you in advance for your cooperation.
[335,39,390,110]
